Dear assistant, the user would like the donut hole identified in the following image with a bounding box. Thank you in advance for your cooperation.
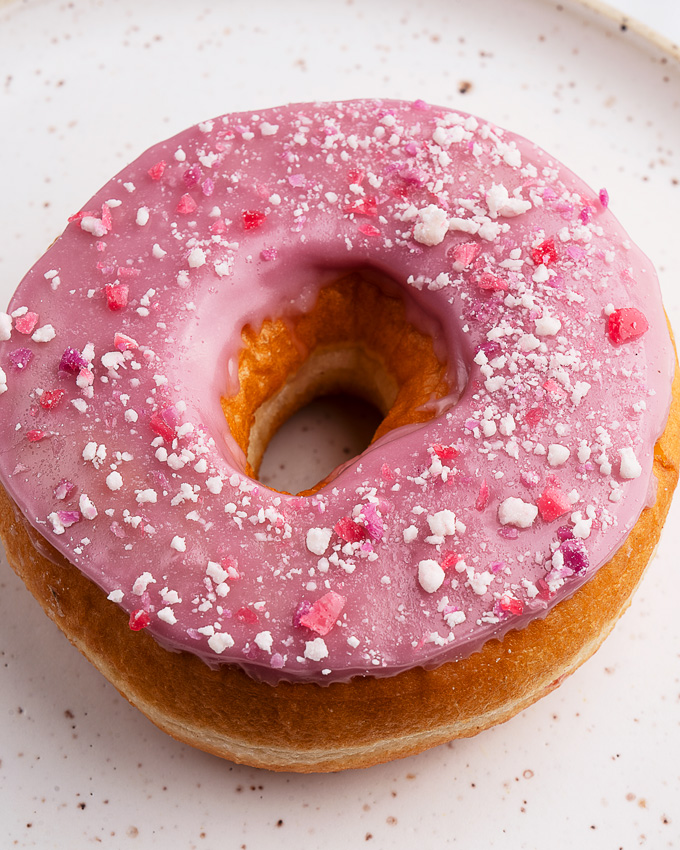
[221,271,451,494]
[258,392,384,494]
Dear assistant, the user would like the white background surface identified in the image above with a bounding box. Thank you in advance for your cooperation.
[1,1,679,848]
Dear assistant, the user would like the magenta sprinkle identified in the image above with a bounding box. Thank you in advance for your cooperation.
[498,527,519,540]
[183,165,203,188]
[599,187,609,208]
[202,178,214,196]
[9,347,33,370]
[293,600,313,629]
[360,503,384,541]
[260,247,278,262]
[559,538,589,574]
[557,525,574,541]
[59,346,87,374]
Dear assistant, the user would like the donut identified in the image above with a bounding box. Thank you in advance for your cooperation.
[0,99,678,772]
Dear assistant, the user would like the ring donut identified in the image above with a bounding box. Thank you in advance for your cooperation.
[0,99,678,771]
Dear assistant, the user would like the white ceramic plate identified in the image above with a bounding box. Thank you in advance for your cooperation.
[1,1,679,847]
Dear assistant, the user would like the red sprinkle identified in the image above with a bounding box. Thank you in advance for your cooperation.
[40,389,66,410]
[67,209,98,223]
[441,552,460,571]
[536,486,571,522]
[525,407,545,428]
[176,194,198,215]
[432,444,459,460]
[607,307,649,344]
[148,160,167,181]
[334,517,368,544]
[242,209,266,230]
[105,282,129,311]
[450,241,480,268]
[531,238,558,267]
[499,594,524,615]
[26,430,49,442]
[345,196,377,216]
[149,413,175,443]
[236,607,258,624]
[359,223,381,237]
[117,267,141,279]
[114,332,139,351]
[129,609,150,631]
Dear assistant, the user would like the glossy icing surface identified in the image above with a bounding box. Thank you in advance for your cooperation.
[0,99,672,683]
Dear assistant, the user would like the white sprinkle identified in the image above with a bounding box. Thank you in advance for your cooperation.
[254,631,273,653]
[535,314,561,336]
[0,313,12,340]
[132,571,155,595]
[136,488,157,504]
[80,216,107,237]
[125,409,138,423]
[187,247,206,268]
[32,324,56,343]
[418,559,446,593]
[427,509,457,537]
[306,527,332,556]
[170,535,186,552]
[548,444,570,467]
[136,206,150,226]
[206,561,228,583]
[208,632,235,653]
[498,497,538,528]
[157,607,177,625]
[152,243,167,259]
[260,122,279,136]
[413,204,449,246]
[107,590,124,603]
[403,524,418,543]
[106,471,123,491]
[619,447,642,479]
[206,476,223,494]
[304,638,329,661]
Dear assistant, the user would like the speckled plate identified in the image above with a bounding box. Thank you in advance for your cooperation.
[1,0,679,847]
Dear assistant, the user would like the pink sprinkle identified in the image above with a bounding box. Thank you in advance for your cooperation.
[101,203,112,232]
[334,517,368,544]
[360,503,384,541]
[67,209,98,223]
[221,556,241,581]
[176,194,197,215]
[210,218,227,234]
[599,187,609,208]
[243,209,266,230]
[9,347,33,370]
[105,282,129,311]
[475,479,490,511]
[57,510,80,528]
[345,196,377,216]
[270,653,285,669]
[450,241,480,268]
[498,527,519,539]
[299,591,346,636]
[39,389,66,410]
[359,223,380,237]
[288,174,307,188]
[293,599,313,629]
[260,247,278,261]
[476,272,507,292]
[607,307,649,344]
[114,332,139,351]
[54,479,75,500]
[537,486,571,522]
[381,463,395,481]
[202,178,214,196]
[413,99,430,111]
[117,267,141,279]
[148,160,166,181]
[536,578,552,601]
[15,312,39,335]
[129,609,150,631]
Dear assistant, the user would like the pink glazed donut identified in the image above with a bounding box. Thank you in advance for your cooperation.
[0,99,677,772]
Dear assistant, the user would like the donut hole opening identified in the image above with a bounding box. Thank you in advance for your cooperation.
[258,393,384,494]
[221,270,451,495]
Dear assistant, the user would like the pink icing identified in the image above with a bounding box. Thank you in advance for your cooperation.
[0,99,673,683]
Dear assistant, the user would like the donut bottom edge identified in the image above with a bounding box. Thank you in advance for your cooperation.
[1,361,679,773]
